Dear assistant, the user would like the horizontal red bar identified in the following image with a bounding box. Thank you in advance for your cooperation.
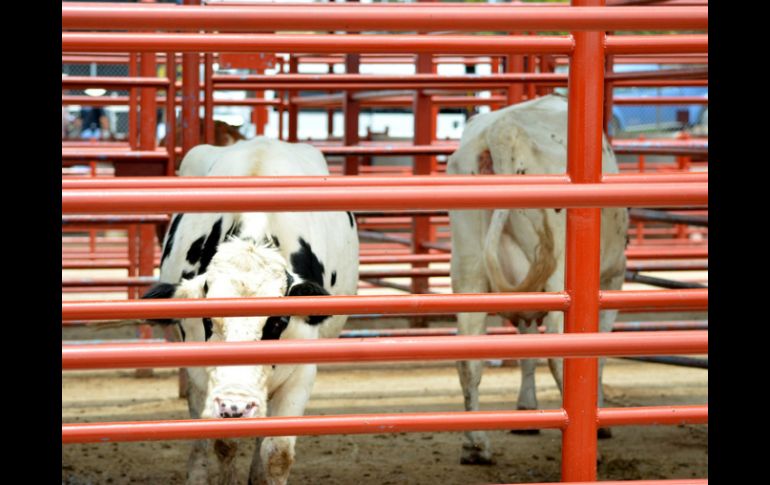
[597,405,708,427]
[61,172,707,189]
[61,76,168,88]
[62,4,707,32]
[61,182,707,214]
[61,292,571,321]
[61,331,707,370]
[62,409,568,444]
[62,33,574,55]
[60,404,706,444]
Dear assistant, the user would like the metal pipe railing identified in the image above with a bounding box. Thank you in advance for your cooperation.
[62,405,706,444]
[61,289,706,322]
[62,4,707,32]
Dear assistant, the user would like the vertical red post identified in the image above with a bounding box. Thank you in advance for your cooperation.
[287,55,299,143]
[410,53,435,326]
[204,53,215,145]
[128,54,139,150]
[603,34,615,137]
[344,53,361,175]
[165,52,177,175]
[139,59,157,151]
[562,0,605,481]
[181,0,201,156]
[507,49,525,106]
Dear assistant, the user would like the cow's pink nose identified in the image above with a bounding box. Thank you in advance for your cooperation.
[213,397,259,418]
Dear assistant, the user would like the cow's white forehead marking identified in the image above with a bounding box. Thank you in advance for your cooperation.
[205,237,289,298]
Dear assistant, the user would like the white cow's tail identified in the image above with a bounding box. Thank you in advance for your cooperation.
[482,209,556,321]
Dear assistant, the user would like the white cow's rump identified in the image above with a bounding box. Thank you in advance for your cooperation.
[447,95,628,465]
[143,137,359,485]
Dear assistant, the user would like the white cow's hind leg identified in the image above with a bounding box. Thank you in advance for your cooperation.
[249,364,316,485]
[597,308,619,439]
[457,311,494,465]
[186,383,212,485]
[511,318,542,435]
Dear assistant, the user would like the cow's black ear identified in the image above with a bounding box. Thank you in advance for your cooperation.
[142,282,178,300]
[287,281,329,297]
[141,283,179,325]
[287,281,330,325]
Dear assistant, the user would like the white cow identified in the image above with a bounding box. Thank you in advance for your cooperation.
[143,137,359,485]
[447,94,628,465]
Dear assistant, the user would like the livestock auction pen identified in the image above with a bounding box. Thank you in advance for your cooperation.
[61,1,708,484]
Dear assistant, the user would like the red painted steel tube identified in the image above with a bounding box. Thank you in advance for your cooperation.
[562,7,604,477]
[166,50,177,176]
[62,33,574,54]
[62,409,568,444]
[606,35,707,54]
[60,172,707,189]
[61,292,571,321]
[62,215,170,224]
[626,246,708,259]
[62,149,170,161]
[60,404,706,445]
[61,4,707,32]
[62,33,705,55]
[214,73,567,85]
[60,289,706,322]
[61,182,707,214]
[600,289,707,311]
[61,95,280,107]
[597,405,708,427]
[61,331,707,370]
[62,76,169,88]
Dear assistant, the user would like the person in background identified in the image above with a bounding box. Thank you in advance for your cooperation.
[79,107,114,141]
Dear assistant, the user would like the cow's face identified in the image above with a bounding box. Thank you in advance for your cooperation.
[144,238,329,419]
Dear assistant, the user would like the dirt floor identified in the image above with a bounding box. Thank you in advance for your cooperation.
[62,352,707,485]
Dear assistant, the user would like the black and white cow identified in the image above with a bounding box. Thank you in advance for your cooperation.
[447,94,628,465]
[143,137,359,485]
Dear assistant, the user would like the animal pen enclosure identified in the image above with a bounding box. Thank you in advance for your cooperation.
[61,1,708,483]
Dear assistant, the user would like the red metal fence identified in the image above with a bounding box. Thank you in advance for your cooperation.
[61,1,708,483]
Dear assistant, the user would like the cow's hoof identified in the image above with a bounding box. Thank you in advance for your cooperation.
[510,428,541,435]
[598,427,613,439]
[460,444,495,465]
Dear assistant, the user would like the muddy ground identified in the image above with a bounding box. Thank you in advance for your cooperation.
[63,350,707,485]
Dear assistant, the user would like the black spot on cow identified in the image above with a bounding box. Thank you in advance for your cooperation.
[284,271,294,294]
[287,281,331,325]
[346,211,355,228]
[142,282,177,300]
[203,281,209,295]
[516,168,526,175]
[290,238,325,287]
[271,235,280,248]
[555,208,562,213]
[178,323,186,341]
[203,318,213,341]
[198,218,223,274]
[161,214,184,265]
[181,270,196,280]
[331,271,337,287]
[140,283,179,325]
[262,316,290,340]
[186,236,205,265]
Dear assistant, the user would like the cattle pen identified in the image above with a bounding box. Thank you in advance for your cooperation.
[61,1,708,484]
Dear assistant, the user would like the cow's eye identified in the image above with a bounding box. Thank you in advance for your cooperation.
[262,316,290,341]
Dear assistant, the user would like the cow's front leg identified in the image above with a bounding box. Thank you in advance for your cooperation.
[186,378,212,485]
[511,317,541,435]
[457,311,495,465]
[249,364,316,485]
[213,439,239,485]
